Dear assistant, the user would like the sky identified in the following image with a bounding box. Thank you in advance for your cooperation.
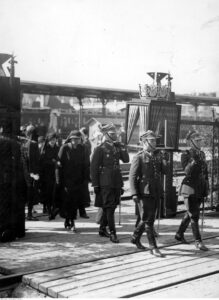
[0,0,219,95]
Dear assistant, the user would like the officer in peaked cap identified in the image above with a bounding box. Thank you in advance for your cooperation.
[186,130,203,142]
[129,129,168,257]
[175,129,209,251]
[90,122,129,243]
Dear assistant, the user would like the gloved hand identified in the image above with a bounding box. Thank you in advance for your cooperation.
[94,186,100,194]
[120,188,124,195]
[132,195,140,203]
[30,173,40,181]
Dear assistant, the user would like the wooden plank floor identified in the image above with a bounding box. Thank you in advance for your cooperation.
[133,273,219,298]
[22,236,219,298]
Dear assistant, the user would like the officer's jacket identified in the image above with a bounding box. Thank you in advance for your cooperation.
[181,148,209,197]
[129,150,168,198]
[90,141,129,188]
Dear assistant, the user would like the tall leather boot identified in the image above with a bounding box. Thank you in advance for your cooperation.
[131,222,146,250]
[175,215,190,244]
[191,221,208,251]
[146,226,164,257]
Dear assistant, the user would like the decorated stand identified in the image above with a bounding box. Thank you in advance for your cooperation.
[125,72,181,217]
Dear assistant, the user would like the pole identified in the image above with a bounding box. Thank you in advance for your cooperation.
[157,119,167,234]
[201,197,205,236]
[163,119,167,217]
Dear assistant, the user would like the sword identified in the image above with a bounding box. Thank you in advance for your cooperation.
[156,196,162,237]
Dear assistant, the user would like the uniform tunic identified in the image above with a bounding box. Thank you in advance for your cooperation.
[129,150,167,224]
[91,141,129,208]
[179,148,209,225]
[181,149,208,198]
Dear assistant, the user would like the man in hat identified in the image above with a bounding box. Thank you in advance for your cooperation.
[0,119,26,242]
[21,125,40,221]
[77,127,92,219]
[175,130,209,251]
[40,132,59,219]
[129,130,168,257]
[56,130,89,232]
[90,123,129,243]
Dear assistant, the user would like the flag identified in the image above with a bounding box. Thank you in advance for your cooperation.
[157,72,168,82]
[147,72,155,80]
[0,53,11,76]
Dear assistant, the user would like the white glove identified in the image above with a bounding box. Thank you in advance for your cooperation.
[30,173,40,181]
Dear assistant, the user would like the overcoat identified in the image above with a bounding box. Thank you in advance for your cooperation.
[57,143,88,218]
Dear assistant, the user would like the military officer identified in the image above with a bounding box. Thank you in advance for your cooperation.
[175,130,209,251]
[129,130,168,257]
[90,123,129,243]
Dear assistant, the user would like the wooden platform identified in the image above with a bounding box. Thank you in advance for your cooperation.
[1,198,219,298]
[22,237,219,298]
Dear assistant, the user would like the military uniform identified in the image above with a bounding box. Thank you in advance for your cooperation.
[91,124,129,243]
[129,148,168,252]
[175,131,209,251]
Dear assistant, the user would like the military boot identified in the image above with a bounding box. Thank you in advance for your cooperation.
[175,216,190,244]
[110,231,119,243]
[131,222,146,250]
[195,241,209,251]
[191,222,208,251]
[130,236,146,250]
[150,248,164,257]
[146,226,165,257]
[99,226,110,238]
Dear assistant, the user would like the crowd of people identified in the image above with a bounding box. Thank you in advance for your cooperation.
[0,120,209,256]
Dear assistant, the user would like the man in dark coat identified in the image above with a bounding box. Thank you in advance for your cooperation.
[40,132,59,220]
[21,125,40,221]
[0,122,26,242]
[56,130,89,232]
[175,130,209,251]
[90,123,129,243]
[129,130,168,257]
